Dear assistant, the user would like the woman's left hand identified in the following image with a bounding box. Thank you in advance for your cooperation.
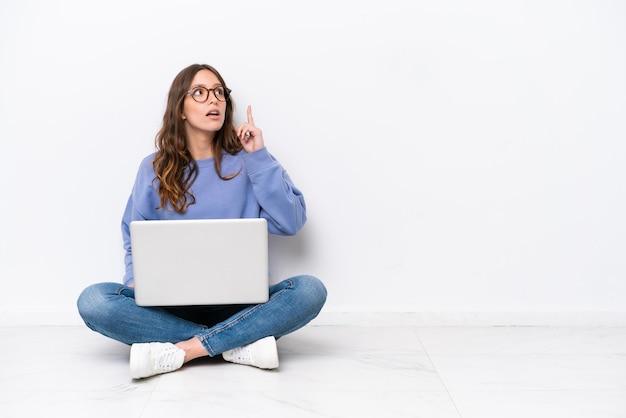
[236,105,265,153]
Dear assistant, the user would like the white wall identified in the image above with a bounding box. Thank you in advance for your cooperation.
[1,0,625,326]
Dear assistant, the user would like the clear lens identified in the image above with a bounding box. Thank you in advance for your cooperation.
[190,87,208,102]
[214,87,225,100]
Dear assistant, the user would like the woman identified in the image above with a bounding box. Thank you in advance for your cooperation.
[77,64,327,379]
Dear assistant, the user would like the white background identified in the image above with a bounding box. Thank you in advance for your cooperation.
[1,0,625,324]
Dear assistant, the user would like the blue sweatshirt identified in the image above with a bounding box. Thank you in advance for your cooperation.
[121,147,306,286]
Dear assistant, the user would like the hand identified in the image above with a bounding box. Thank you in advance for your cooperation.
[236,105,265,153]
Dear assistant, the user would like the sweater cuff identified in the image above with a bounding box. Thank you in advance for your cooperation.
[243,147,276,174]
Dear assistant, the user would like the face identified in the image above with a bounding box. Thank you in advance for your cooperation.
[181,69,227,140]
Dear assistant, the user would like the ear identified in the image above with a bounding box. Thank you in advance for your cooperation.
[181,112,187,120]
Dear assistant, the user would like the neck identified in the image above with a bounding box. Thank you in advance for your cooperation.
[186,131,215,160]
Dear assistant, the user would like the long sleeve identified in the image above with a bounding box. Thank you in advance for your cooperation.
[121,154,159,286]
[121,195,137,286]
[244,148,307,236]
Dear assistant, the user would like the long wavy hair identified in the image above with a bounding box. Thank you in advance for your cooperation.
[153,64,243,213]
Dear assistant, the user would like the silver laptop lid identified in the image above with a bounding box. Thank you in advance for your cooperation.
[130,218,269,306]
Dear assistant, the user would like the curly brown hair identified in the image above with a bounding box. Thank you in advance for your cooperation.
[153,64,243,213]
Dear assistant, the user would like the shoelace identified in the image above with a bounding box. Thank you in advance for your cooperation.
[230,346,253,361]
[155,347,182,371]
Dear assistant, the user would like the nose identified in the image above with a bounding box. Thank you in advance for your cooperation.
[208,89,220,103]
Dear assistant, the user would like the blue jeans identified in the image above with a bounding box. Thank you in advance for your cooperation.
[76,275,327,356]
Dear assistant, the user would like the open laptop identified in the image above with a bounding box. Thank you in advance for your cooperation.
[130,218,269,307]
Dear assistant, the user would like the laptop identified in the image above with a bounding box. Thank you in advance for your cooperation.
[130,218,269,307]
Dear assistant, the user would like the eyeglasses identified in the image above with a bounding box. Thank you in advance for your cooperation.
[186,86,231,103]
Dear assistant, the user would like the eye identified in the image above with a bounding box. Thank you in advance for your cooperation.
[214,87,225,98]
[191,87,206,97]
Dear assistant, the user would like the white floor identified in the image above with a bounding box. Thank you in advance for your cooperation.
[1,325,626,418]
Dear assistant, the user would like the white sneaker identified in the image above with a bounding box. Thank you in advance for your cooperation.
[222,336,279,369]
[130,342,185,379]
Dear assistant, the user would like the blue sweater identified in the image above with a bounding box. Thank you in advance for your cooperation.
[121,147,306,285]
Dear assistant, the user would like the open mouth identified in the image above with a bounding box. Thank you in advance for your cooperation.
[206,110,220,117]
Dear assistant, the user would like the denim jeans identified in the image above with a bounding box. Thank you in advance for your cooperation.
[77,275,327,356]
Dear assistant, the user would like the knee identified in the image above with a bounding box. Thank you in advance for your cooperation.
[76,283,101,323]
[292,275,327,311]
[76,282,119,324]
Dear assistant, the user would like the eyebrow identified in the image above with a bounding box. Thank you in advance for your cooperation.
[190,83,223,89]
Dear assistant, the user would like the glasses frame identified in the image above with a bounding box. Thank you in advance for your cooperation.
[186,86,231,103]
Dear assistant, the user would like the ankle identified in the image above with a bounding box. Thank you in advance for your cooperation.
[176,337,208,363]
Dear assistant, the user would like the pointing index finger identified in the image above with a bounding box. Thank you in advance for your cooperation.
[247,105,255,125]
